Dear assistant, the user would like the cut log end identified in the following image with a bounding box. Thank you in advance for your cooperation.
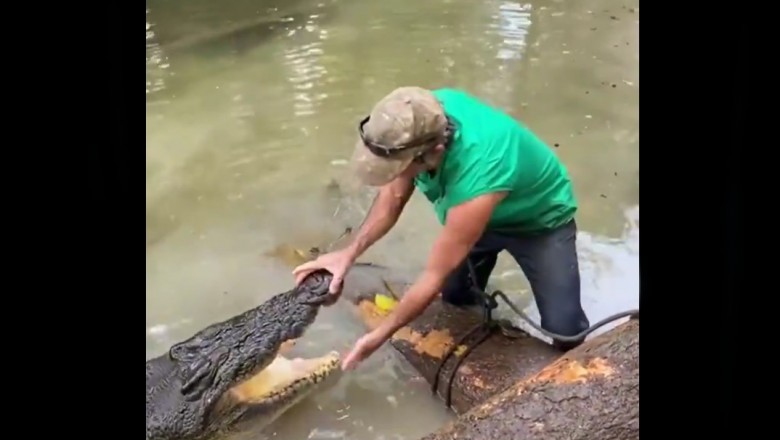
[421,319,639,440]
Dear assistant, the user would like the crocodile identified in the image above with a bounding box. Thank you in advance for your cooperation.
[146,270,342,440]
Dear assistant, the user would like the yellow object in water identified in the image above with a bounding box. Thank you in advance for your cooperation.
[374,294,398,312]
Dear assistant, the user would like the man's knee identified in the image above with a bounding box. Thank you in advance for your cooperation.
[553,339,584,351]
[543,307,589,334]
[518,224,586,344]
[441,267,479,306]
[441,253,496,307]
[441,284,480,306]
[542,307,590,350]
[529,269,587,340]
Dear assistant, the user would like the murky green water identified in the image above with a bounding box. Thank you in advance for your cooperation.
[146,0,638,438]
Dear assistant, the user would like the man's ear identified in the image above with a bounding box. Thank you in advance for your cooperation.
[422,144,446,164]
[409,144,446,171]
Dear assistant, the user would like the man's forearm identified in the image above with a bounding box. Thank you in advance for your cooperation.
[360,193,504,357]
[375,271,443,338]
[346,187,407,258]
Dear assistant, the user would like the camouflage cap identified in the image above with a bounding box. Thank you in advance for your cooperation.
[350,86,448,186]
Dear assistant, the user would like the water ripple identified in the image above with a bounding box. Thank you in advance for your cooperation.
[146,9,168,96]
[282,14,329,118]
[488,1,533,61]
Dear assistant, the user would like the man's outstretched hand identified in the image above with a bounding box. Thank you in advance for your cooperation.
[292,248,356,304]
[342,330,387,370]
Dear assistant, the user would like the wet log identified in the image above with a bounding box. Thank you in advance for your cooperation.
[267,239,637,438]
[339,268,562,414]
[420,319,639,440]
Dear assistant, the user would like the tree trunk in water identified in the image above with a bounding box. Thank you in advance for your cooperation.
[340,272,561,414]
[420,319,639,440]
[269,250,639,440]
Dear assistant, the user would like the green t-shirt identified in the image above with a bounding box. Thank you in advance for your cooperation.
[413,88,577,234]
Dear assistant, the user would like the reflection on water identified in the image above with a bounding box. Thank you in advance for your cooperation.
[283,13,329,118]
[491,2,532,61]
[146,0,638,438]
[146,8,170,97]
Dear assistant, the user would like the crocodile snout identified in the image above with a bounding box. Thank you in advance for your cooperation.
[297,270,334,305]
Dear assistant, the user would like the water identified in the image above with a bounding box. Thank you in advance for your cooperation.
[146,0,639,438]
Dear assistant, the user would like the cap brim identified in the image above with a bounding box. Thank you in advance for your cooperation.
[349,138,414,187]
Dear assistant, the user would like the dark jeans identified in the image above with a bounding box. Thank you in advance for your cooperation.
[442,219,590,350]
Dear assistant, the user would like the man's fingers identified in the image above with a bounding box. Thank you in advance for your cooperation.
[341,351,358,371]
[293,260,324,285]
[329,275,344,294]
[294,269,315,286]
[292,261,318,276]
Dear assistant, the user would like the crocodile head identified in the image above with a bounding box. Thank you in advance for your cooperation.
[146,270,342,440]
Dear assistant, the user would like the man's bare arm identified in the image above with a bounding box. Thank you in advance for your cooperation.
[346,176,414,259]
[373,192,508,338]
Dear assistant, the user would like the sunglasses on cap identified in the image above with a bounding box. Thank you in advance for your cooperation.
[358,115,444,159]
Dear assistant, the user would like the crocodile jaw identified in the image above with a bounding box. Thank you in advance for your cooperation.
[220,351,342,430]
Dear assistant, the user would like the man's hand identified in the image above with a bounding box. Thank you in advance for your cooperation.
[291,177,413,304]
[292,248,356,302]
[341,330,387,370]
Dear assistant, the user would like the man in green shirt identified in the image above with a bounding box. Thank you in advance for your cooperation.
[293,86,590,370]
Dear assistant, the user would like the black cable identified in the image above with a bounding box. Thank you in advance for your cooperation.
[493,289,639,342]
[431,289,500,408]
[433,320,496,408]
[430,259,639,408]
[465,259,639,342]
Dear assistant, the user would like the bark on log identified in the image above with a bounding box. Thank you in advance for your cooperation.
[339,268,561,414]
[420,319,639,440]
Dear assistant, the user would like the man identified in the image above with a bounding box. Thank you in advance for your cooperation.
[293,86,590,370]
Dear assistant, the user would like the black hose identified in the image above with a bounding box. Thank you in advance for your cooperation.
[491,289,639,342]
[430,259,638,409]
[466,258,638,343]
